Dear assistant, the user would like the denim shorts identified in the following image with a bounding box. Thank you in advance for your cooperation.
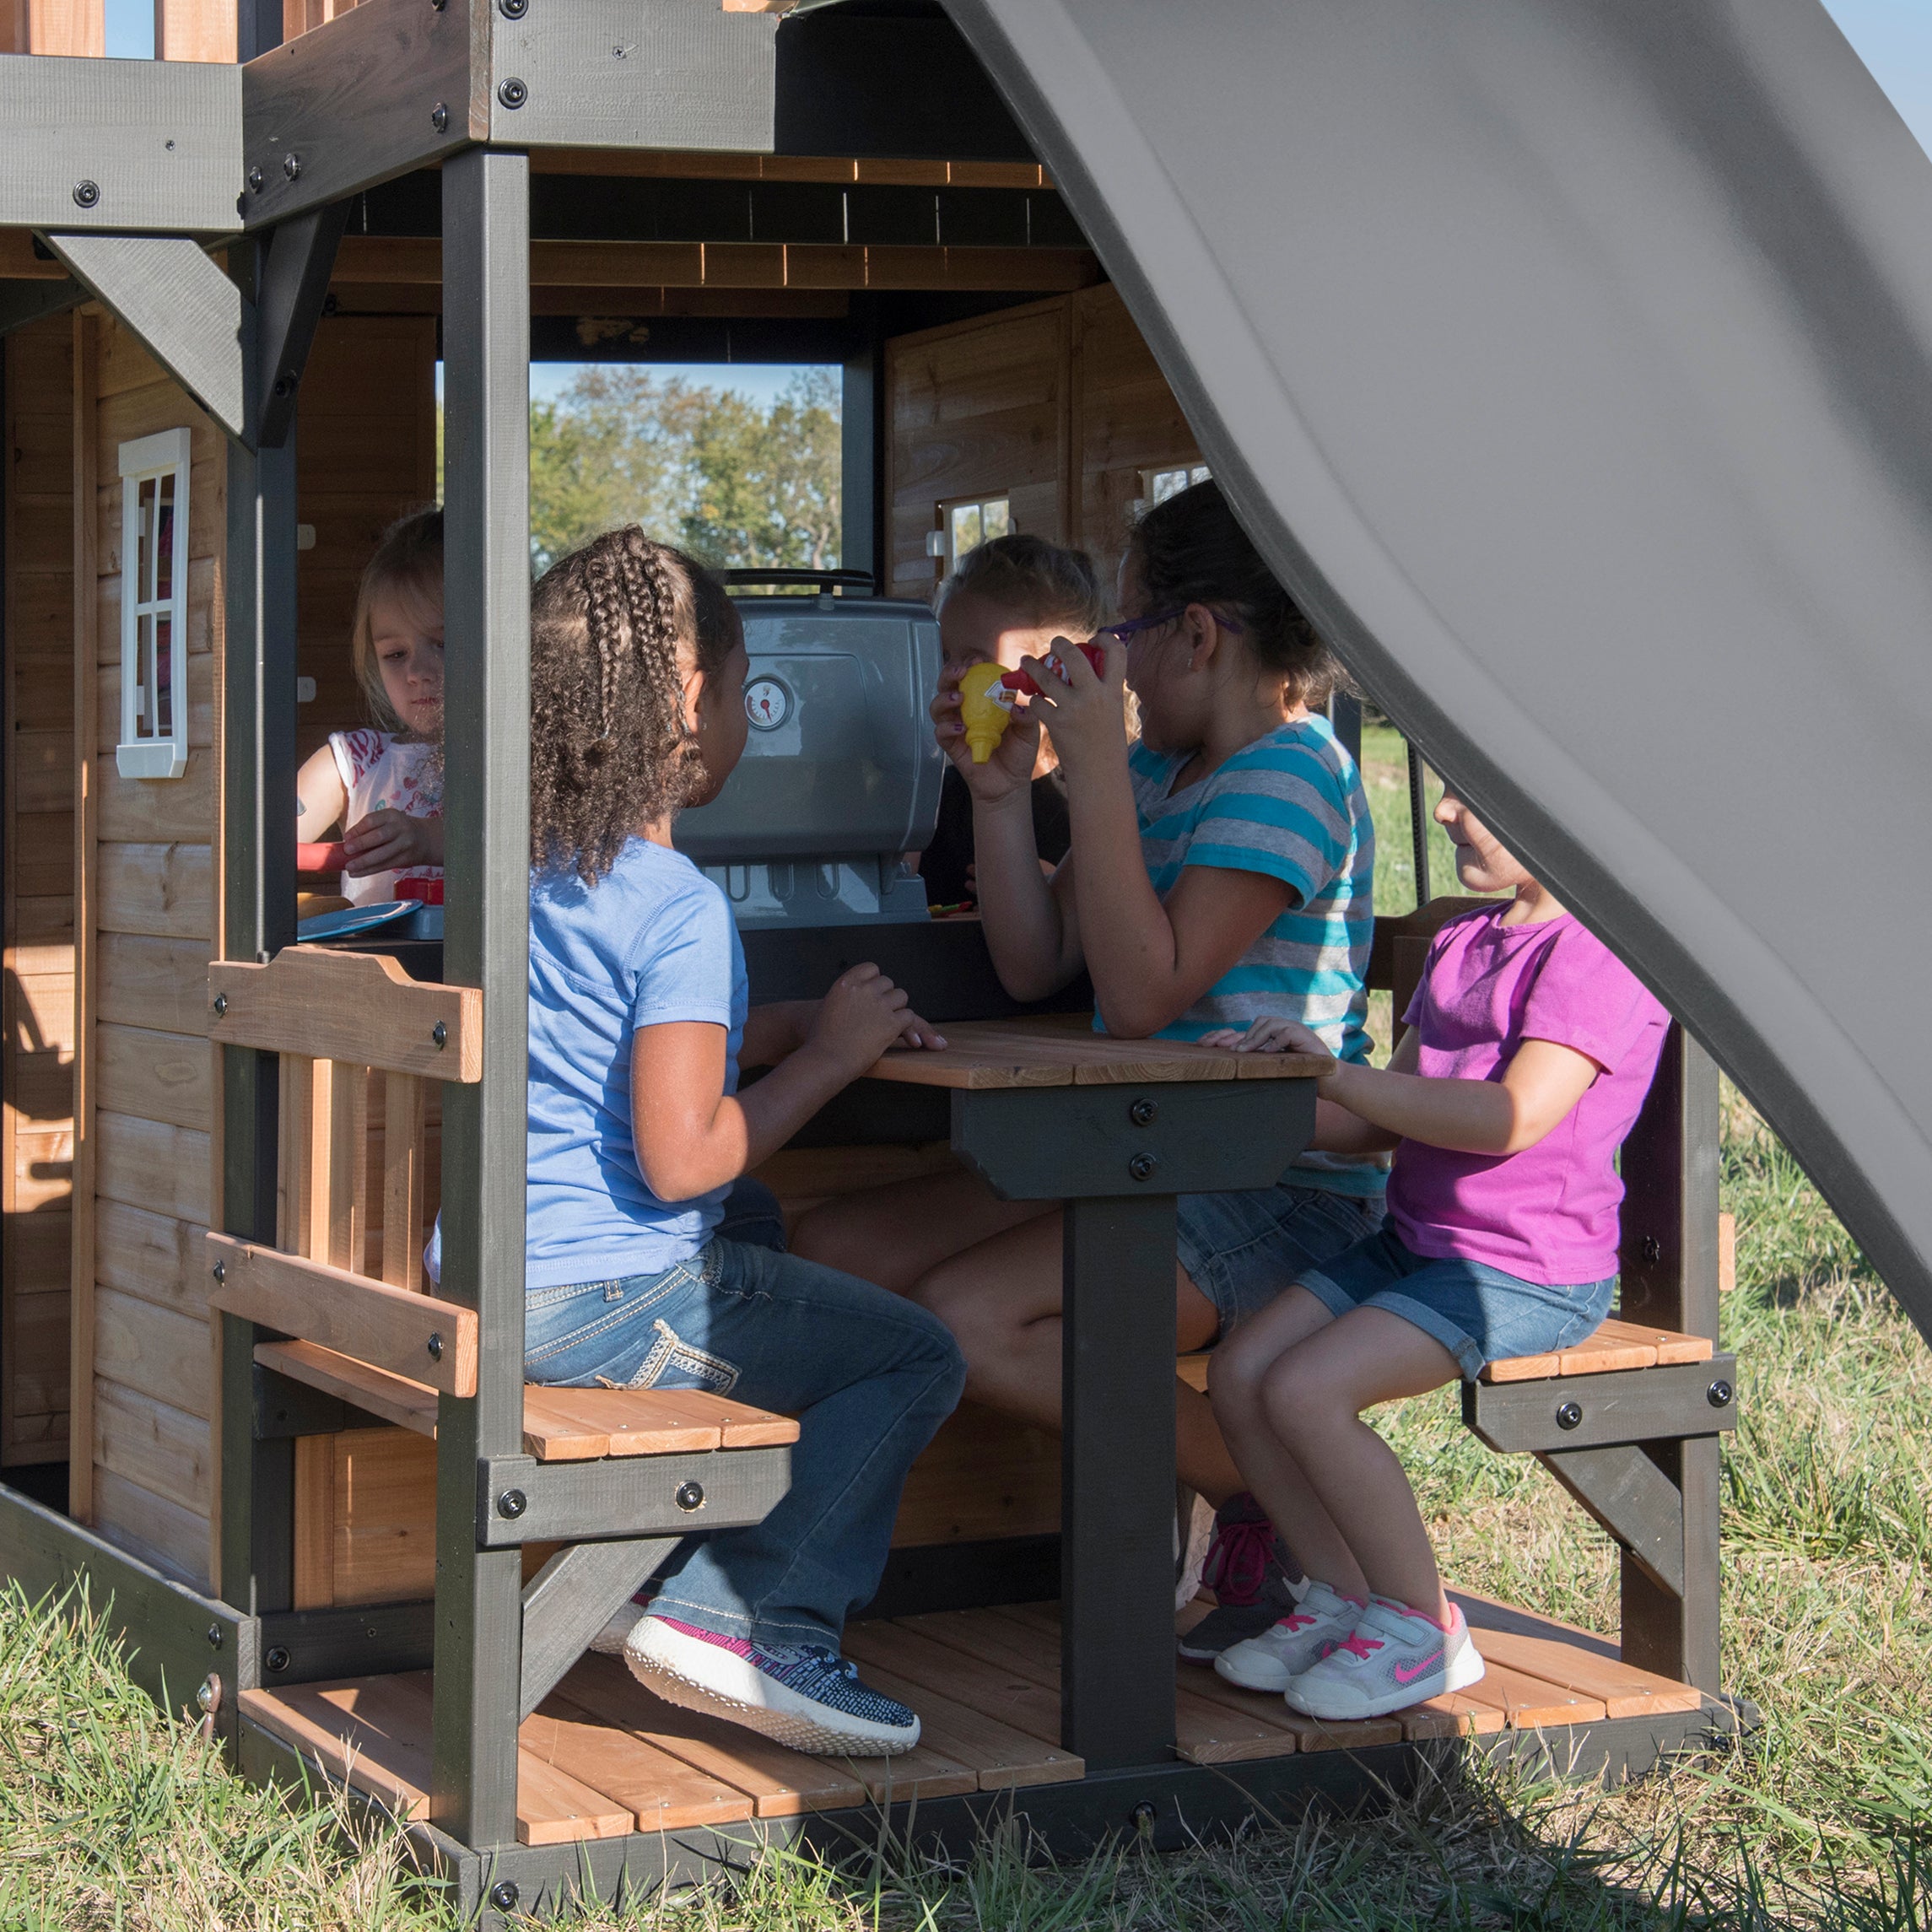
[1297,1222,1616,1381]
[1177,1182,1386,1341]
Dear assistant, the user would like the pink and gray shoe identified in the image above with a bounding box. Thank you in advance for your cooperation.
[1212,1579,1365,1692]
[1283,1596,1485,1719]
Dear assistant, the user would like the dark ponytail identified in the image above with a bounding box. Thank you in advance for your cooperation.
[1128,479,1342,711]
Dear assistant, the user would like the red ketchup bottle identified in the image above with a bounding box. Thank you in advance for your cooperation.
[998,640,1108,696]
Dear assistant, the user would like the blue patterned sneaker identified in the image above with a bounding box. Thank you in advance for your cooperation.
[624,1614,922,1756]
[1283,1596,1485,1719]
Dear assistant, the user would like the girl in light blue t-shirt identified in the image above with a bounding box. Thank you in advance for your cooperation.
[514,529,963,1758]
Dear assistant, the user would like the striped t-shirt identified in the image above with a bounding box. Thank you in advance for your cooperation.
[1120,715,1382,1195]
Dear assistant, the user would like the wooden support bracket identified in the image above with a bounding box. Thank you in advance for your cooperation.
[518,1537,678,1721]
[207,1232,478,1397]
[209,948,483,1080]
[1540,1442,1686,1597]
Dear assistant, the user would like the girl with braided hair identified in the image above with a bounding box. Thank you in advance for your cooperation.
[518,527,964,1757]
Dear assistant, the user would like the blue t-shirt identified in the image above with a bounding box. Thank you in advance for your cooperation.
[524,838,748,1290]
[1124,714,1383,1198]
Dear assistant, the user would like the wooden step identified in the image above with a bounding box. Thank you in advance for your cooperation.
[255,1338,798,1460]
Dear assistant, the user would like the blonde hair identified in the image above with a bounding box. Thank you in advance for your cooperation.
[934,532,1104,634]
[350,507,444,735]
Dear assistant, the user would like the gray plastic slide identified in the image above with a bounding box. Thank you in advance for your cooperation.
[946,0,1932,1339]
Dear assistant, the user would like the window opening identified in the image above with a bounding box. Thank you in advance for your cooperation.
[1147,462,1211,505]
[937,494,1010,573]
[116,428,192,780]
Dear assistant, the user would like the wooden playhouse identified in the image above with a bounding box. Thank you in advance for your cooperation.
[8,0,1932,1920]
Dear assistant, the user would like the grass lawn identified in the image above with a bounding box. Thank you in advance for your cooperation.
[2,731,1926,1928]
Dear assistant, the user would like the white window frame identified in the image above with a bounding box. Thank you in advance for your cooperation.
[931,493,1012,574]
[116,427,192,780]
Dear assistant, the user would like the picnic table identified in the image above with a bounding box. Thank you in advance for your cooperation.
[862,1017,1322,1768]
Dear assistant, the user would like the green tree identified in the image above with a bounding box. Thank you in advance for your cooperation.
[522,365,840,578]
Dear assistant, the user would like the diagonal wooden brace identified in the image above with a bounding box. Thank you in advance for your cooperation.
[518,1536,679,1721]
[1539,1442,1685,1597]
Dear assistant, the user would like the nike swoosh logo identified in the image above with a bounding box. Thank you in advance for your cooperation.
[1393,1652,1444,1685]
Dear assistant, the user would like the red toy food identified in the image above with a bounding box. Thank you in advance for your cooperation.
[297,842,348,872]
[998,640,1107,695]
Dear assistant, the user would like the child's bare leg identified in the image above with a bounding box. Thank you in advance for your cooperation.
[790,1167,1048,1295]
[909,1212,1244,1502]
[1259,1308,1461,1620]
[1208,1284,1366,1593]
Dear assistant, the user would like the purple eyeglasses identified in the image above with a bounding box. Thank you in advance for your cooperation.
[1093,607,1244,645]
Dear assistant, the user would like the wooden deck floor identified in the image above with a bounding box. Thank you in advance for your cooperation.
[239,1592,1705,1846]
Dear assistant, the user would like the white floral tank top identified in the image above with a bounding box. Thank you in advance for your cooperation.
[327,730,444,907]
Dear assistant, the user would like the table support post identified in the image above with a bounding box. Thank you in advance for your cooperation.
[1060,1193,1178,1767]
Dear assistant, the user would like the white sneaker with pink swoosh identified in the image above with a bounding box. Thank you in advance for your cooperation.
[1283,1597,1485,1719]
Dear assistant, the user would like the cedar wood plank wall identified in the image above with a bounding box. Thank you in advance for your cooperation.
[3,316,78,1466]
[885,283,1205,610]
[77,313,434,1587]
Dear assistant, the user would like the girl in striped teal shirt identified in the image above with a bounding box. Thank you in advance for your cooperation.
[792,481,1379,1660]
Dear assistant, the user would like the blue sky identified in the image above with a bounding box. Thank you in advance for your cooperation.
[104,1,1932,169]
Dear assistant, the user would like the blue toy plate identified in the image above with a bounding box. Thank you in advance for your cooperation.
[296,900,414,941]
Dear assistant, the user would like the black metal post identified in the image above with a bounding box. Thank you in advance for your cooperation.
[432,146,532,1851]
[1616,1024,1722,1690]
[219,242,299,1611]
[1406,741,1431,908]
[1060,1194,1178,1767]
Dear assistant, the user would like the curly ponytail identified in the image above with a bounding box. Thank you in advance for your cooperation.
[530,526,731,882]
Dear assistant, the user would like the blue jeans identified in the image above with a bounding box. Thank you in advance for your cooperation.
[1298,1222,1616,1381]
[524,1238,965,1649]
[1177,1182,1387,1341]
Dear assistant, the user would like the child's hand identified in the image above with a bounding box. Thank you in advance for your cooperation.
[801,964,928,1077]
[342,808,444,877]
[931,660,1039,804]
[1010,636,1127,780]
[1198,1015,1340,1072]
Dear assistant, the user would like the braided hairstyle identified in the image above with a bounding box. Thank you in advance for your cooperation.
[1127,479,1344,712]
[529,526,735,882]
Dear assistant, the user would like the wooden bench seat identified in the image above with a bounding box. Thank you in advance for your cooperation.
[255,1338,798,1461]
[1175,1315,1710,1395]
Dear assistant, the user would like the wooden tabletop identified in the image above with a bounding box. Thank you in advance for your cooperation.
[863,1016,1330,1089]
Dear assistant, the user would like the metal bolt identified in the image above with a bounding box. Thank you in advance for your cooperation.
[430,101,450,133]
[497,76,528,110]
[212,991,228,1017]
[488,1882,520,1913]
[675,1480,705,1513]
[1128,1097,1158,1128]
[1708,1378,1733,1408]
[73,179,100,208]
[426,1331,445,1362]
[206,1622,224,1649]
[196,1673,221,1712]
[499,0,528,13]
[212,1259,226,1286]
[283,152,302,181]
[247,166,264,193]
[497,1488,527,1519]
[273,373,294,397]
[1641,1234,1663,1265]
[432,1021,447,1049]
[1130,1800,1158,1833]
[1555,1400,1583,1431]
[1127,1152,1158,1183]
[264,1644,292,1674]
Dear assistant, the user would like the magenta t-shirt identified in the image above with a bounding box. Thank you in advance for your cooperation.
[1385,907,1670,1286]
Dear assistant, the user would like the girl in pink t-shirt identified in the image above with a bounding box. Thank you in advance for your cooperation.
[1197,789,1669,1720]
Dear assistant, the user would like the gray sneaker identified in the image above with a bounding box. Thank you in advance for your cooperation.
[1176,1492,1309,1663]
